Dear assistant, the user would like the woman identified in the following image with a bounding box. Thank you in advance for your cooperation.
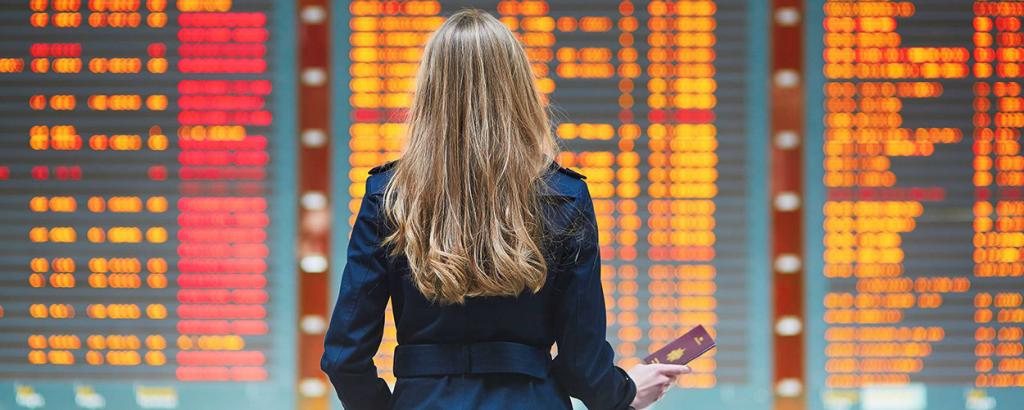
[321,9,689,410]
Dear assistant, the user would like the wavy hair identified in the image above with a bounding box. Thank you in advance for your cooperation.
[380,9,559,305]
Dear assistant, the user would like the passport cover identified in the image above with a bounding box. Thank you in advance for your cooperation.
[643,325,716,365]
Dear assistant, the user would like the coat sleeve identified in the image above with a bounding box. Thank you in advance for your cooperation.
[549,182,637,410]
[320,186,392,410]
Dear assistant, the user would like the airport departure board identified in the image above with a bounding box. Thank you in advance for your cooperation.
[334,1,770,408]
[0,1,295,409]
[807,1,1024,409]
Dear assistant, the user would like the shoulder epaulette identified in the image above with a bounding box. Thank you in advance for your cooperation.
[556,166,586,180]
[368,160,398,175]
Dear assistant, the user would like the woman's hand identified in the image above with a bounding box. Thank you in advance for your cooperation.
[626,363,691,409]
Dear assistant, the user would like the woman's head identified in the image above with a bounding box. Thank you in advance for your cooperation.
[381,9,558,305]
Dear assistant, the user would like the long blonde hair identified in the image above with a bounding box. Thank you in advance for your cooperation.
[381,9,559,305]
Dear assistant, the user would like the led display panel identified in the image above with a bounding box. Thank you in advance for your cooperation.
[0,1,296,409]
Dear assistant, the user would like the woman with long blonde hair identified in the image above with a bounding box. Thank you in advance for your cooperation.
[322,9,688,409]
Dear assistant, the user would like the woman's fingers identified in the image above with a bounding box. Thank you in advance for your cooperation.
[625,362,690,408]
[652,364,691,377]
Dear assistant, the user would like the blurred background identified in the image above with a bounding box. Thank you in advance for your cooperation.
[0,0,1021,409]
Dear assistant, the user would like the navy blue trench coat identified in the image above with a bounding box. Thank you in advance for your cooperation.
[321,160,637,410]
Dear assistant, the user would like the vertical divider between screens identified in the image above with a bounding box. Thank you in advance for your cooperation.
[296,0,333,408]
[770,0,807,409]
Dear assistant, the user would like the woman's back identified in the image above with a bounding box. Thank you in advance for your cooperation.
[322,160,636,410]
[379,160,585,348]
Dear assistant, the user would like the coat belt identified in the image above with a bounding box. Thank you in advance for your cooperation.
[393,341,551,379]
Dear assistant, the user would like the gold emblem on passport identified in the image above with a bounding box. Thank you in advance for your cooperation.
[643,325,716,366]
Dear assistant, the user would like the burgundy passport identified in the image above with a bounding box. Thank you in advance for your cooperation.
[643,325,716,365]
